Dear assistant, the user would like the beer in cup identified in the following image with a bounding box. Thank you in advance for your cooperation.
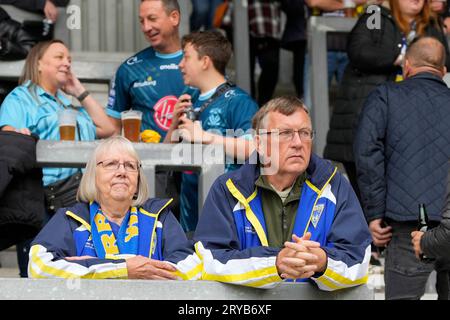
[57,109,78,141]
[121,110,143,142]
[343,0,356,17]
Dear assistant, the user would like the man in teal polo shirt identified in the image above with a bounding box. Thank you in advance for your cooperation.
[106,0,192,138]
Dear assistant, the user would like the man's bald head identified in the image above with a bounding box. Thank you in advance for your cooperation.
[404,37,446,71]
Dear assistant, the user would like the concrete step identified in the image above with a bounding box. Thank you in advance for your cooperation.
[0,246,18,269]
[0,267,20,278]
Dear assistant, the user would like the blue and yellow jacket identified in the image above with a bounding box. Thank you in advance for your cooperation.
[28,199,201,280]
[193,154,372,290]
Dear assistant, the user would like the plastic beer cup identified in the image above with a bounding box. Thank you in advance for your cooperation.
[121,110,143,142]
[57,109,78,141]
[343,0,356,17]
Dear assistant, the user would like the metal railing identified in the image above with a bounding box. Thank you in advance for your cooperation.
[0,51,132,84]
[308,16,357,157]
[36,140,225,210]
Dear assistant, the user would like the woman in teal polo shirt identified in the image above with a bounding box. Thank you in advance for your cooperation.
[0,39,116,277]
[0,39,115,204]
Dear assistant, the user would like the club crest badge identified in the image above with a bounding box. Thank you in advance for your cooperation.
[311,204,325,228]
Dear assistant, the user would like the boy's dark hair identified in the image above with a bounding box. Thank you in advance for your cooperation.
[182,30,232,75]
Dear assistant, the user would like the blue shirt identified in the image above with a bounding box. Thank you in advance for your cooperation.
[180,84,258,232]
[109,221,121,239]
[107,47,193,138]
[0,81,96,186]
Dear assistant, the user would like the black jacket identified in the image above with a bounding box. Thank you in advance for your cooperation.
[0,7,36,60]
[280,0,307,48]
[422,169,450,259]
[0,131,45,250]
[354,72,450,223]
[324,5,450,163]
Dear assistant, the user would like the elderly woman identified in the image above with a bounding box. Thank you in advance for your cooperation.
[28,136,200,279]
[0,39,115,211]
[0,39,116,278]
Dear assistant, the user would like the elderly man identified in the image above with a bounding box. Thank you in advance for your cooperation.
[193,96,372,290]
[354,37,450,300]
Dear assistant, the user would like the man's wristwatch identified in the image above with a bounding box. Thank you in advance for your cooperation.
[77,90,90,102]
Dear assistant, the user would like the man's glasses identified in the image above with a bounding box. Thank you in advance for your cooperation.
[96,159,140,172]
[259,129,315,142]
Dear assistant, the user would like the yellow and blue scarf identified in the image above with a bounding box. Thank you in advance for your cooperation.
[89,201,156,259]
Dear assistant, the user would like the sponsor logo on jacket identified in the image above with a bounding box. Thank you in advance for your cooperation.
[245,225,256,234]
[160,63,179,70]
[127,56,143,65]
[133,76,157,88]
[311,204,325,228]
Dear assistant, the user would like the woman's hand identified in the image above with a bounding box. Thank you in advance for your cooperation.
[1,125,31,135]
[62,70,86,99]
[126,255,178,280]
[44,0,58,22]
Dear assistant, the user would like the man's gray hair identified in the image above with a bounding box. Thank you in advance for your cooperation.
[141,0,180,14]
[77,136,150,206]
[252,96,311,133]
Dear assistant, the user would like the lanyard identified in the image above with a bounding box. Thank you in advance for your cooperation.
[195,81,234,117]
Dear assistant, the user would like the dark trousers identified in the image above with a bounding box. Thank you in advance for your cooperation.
[384,220,444,299]
[290,40,307,99]
[155,170,181,221]
[435,259,450,300]
[250,36,280,106]
[0,80,17,105]
[16,211,52,278]
[16,239,32,278]
[342,161,360,201]
[190,0,223,31]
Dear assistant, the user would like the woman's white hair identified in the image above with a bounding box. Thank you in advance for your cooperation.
[77,136,150,206]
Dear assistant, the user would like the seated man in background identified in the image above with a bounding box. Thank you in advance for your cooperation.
[193,96,372,290]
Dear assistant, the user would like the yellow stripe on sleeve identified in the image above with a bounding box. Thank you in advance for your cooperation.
[173,262,204,281]
[226,179,268,246]
[66,211,91,232]
[201,265,279,283]
[323,268,369,286]
[30,245,128,279]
